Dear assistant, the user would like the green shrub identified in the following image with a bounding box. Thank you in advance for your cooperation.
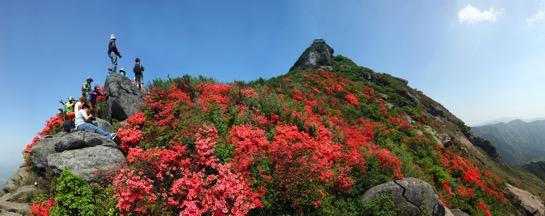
[50,169,96,216]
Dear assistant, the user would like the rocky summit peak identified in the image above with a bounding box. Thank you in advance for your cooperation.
[289,38,335,71]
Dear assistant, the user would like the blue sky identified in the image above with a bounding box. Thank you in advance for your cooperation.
[1,0,545,178]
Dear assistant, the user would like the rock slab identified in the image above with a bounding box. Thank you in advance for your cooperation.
[29,131,126,182]
[47,145,126,182]
[363,177,449,216]
[506,183,545,216]
[105,73,144,121]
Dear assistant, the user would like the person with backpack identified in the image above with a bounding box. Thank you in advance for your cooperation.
[82,77,93,98]
[133,57,145,90]
[75,103,116,140]
[108,34,122,73]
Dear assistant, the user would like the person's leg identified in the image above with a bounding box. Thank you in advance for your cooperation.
[77,123,112,138]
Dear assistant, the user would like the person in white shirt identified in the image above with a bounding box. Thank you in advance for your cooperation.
[75,103,116,140]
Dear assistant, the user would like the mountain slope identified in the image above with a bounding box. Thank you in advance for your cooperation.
[472,119,545,165]
[8,39,545,215]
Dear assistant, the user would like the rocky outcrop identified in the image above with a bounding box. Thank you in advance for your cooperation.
[105,73,144,121]
[29,131,126,182]
[0,185,36,215]
[289,39,334,71]
[1,167,29,193]
[363,177,450,216]
[506,183,545,216]
[47,145,125,182]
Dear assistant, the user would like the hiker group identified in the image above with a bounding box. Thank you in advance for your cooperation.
[58,34,147,140]
[108,34,145,90]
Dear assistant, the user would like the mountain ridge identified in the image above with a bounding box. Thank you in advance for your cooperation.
[2,39,544,215]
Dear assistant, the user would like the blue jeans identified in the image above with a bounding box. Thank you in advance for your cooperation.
[109,52,119,72]
[77,123,113,139]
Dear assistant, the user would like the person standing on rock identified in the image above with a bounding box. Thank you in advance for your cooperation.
[108,34,122,73]
[75,103,116,140]
[133,57,144,90]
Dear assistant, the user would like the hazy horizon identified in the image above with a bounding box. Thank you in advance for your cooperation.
[2,0,545,176]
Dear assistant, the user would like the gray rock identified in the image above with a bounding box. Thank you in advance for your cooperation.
[363,177,448,216]
[53,131,117,152]
[506,183,545,216]
[289,39,334,72]
[29,134,61,173]
[105,73,144,121]
[29,131,122,181]
[47,145,126,182]
[2,166,29,193]
[0,185,36,215]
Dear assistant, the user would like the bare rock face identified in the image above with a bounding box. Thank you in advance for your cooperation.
[289,39,334,71]
[29,131,126,182]
[105,73,144,121]
[506,183,545,216]
[363,177,450,216]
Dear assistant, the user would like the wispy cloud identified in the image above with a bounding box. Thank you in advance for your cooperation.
[458,4,498,24]
[527,10,545,26]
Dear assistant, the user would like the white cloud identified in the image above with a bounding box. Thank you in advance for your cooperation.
[527,10,545,26]
[458,4,498,24]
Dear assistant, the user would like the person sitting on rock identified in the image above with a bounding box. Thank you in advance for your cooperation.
[74,96,86,114]
[82,77,93,98]
[133,57,145,90]
[75,103,116,140]
[108,34,122,73]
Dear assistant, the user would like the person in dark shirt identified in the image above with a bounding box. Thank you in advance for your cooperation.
[108,34,122,73]
[133,58,145,90]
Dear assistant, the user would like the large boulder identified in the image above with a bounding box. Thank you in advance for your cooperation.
[53,131,117,152]
[105,73,144,121]
[29,131,125,182]
[47,145,126,182]
[289,39,335,72]
[363,177,449,216]
[506,183,545,216]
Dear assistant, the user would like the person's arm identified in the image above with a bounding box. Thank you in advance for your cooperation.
[81,110,92,121]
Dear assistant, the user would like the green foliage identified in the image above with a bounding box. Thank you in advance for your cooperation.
[215,143,234,163]
[92,184,118,216]
[318,193,398,216]
[50,169,96,216]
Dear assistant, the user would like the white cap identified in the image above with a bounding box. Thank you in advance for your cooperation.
[110,34,116,40]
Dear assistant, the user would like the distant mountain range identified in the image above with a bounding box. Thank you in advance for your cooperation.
[472,119,545,166]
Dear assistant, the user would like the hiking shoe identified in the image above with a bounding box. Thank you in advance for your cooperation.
[111,133,117,140]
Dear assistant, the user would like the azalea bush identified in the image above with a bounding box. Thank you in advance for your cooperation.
[28,60,514,215]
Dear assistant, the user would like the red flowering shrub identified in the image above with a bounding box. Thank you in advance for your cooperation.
[375,148,403,179]
[196,83,230,111]
[442,180,454,196]
[30,199,55,216]
[293,89,303,101]
[241,87,259,98]
[113,168,157,215]
[477,199,492,216]
[194,125,219,168]
[126,112,146,128]
[228,125,269,174]
[388,116,411,129]
[117,127,143,152]
[24,115,63,153]
[345,93,360,106]
[457,185,474,197]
